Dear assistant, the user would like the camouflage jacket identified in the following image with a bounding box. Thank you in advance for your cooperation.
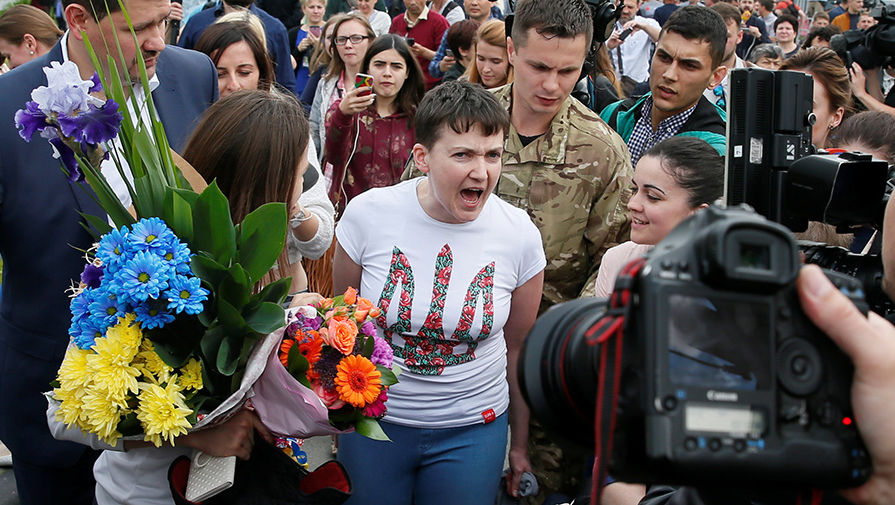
[404,84,633,312]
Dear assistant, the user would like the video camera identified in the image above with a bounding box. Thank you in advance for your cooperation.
[520,205,872,490]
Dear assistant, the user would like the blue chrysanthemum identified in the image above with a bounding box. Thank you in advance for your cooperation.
[69,289,93,323]
[134,302,175,330]
[97,227,130,273]
[88,289,127,327]
[156,239,192,274]
[113,250,170,303]
[128,217,175,254]
[164,275,209,315]
[73,317,105,350]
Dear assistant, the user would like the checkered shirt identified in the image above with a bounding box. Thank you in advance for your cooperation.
[627,96,698,166]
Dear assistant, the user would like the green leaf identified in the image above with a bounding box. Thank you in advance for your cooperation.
[217,299,247,330]
[217,333,243,376]
[219,264,252,310]
[376,366,399,387]
[355,418,390,441]
[286,345,311,386]
[257,278,291,305]
[190,254,229,291]
[116,412,142,437]
[146,316,205,368]
[362,336,375,357]
[245,302,285,334]
[199,325,227,365]
[236,202,287,283]
[162,187,197,242]
[78,212,113,237]
[193,181,236,266]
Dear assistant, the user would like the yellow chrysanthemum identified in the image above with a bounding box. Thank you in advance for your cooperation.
[176,358,203,391]
[102,313,142,358]
[56,345,92,392]
[134,341,174,384]
[53,386,87,428]
[81,386,124,446]
[136,381,193,447]
[86,350,140,407]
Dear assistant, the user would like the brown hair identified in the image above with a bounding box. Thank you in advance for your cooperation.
[325,12,375,80]
[309,14,341,74]
[710,2,741,26]
[182,90,310,285]
[834,111,895,164]
[465,20,514,86]
[594,44,621,96]
[781,47,853,117]
[0,5,63,47]
[194,21,275,92]
[361,34,424,119]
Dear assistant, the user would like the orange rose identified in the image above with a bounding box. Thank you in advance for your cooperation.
[354,297,374,322]
[328,318,358,355]
[343,287,358,305]
[368,307,381,319]
[320,298,334,310]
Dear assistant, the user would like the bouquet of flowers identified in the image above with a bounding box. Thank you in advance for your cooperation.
[252,288,399,440]
[17,29,290,447]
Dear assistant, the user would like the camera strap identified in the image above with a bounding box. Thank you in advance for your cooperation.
[587,256,646,505]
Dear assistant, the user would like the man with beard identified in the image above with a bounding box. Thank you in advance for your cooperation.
[0,0,217,502]
[178,0,296,92]
[601,6,728,166]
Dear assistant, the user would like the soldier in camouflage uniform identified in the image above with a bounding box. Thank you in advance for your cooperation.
[404,0,633,501]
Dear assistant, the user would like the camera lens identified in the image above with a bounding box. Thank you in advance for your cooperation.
[520,297,608,444]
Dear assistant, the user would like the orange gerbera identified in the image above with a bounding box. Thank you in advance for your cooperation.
[334,355,381,408]
[279,339,295,367]
[298,334,324,366]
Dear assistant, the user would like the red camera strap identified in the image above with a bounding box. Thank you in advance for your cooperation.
[587,256,646,505]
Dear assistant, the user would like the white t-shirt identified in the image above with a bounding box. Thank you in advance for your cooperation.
[611,16,660,83]
[336,178,546,428]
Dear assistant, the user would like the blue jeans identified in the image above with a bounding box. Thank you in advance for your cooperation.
[338,412,508,505]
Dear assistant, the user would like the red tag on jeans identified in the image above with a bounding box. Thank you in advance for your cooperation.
[481,409,496,423]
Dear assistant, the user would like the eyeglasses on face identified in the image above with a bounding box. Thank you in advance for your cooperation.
[334,35,370,46]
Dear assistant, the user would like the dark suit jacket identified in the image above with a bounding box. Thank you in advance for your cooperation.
[0,41,217,467]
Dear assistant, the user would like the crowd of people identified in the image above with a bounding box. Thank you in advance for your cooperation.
[2,0,895,503]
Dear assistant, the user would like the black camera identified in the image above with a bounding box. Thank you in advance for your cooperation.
[521,205,871,489]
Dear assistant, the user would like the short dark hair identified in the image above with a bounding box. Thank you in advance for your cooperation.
[194,21,276,92]
[510,0,593,49]
[660,6,728,68]
[643,136,724,208]
[710,2,742,25]
[447,19,480,57]
[62,0,120,20]
[774,14,798,32]
[758,0,774,10]
[361,34,425,120]
[801,25,837,49]
[414,80,510,149]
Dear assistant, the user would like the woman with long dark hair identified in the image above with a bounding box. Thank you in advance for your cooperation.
[194,20,275,98]
[324,34,425,210]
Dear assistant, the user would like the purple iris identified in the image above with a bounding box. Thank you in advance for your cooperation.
[14,101,49,141]
[49,137,82,182]
[80,263,104,289]
[57,100,122,145]
[89,73,103,93]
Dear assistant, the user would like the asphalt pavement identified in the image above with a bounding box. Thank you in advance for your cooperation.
[0,436,336,504]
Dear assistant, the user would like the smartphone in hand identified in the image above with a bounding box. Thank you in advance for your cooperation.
[618,27,634,41]
[355,73,374,96]
[406,37,415,46]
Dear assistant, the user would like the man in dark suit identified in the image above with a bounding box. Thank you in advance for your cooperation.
[0,0,218,502]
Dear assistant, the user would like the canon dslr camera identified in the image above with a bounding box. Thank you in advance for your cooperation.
[521,205,871,489]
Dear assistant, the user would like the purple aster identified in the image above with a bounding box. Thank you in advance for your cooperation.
[56,100,122,145]
[14,101,49,141]
[370,336,393,368]
[164,275,209,315]
[134,302,175,330]
[49,137,82,182]
[313,347,344,390]
[80,263,104,288]
[112,250,171,303]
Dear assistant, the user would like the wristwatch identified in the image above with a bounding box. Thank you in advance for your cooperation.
[290,208,313,228]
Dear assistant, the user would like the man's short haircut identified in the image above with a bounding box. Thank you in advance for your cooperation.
[447,19,480,57]
[62,0,121,21]
[710,2,742,26]
[758,0,774,11]
[813,10,830,21]
[659,6,728,68]
[414,80,510,149]
[510,0,594,49]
